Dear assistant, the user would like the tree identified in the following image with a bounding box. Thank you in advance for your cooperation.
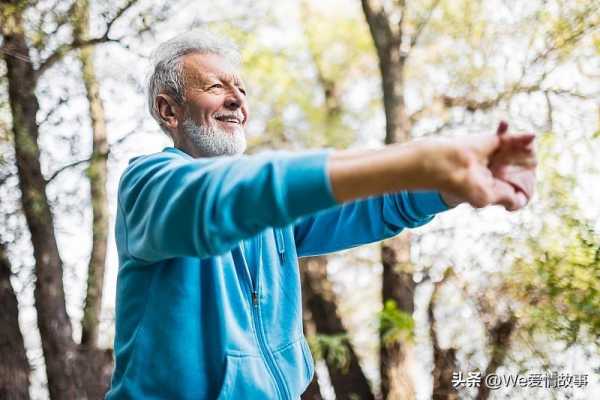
[510,134,600,348]
[243,1,598,398]
[1,0,597,398]
[428,273,458,400]
[360,0,446,397]
[72,0,110,352]
[358,0,599,398]
[0,240,30,400]
[301,256,375,400]
[0,0,172,397]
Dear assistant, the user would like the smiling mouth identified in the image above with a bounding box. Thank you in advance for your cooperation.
[214,115,243,125]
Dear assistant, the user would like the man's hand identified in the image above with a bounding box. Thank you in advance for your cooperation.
[440,121,536,210]
[489,121,536,204]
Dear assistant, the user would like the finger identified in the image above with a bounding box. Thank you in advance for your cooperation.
[498,134,536,156]
[493,166,536,200]
[491,152,536,170]
[501,133,535,149]
[491,134,537,168]
[469,134,501,159]
[490,178,521,210]
[496,121,509,136]
[516,192,528,209]
[510,168,536,199]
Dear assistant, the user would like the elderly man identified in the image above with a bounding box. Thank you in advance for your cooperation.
[106,30,535,399]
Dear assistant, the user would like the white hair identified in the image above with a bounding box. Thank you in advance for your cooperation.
[147,29,241,135]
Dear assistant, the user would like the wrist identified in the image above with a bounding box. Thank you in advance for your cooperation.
[439,191,463,208]
[418,140,467,190]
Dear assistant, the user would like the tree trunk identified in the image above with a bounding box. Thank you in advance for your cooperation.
[72,2,114,397]
[2,9,82,399]
[301,290,323,400]
[360,1,417,398]
[376,52,416,400]
[300,257,375,400]
[475,316,516,400]
[73,0,110,353]
[0,242,31,400]
[380,238,416,400]
[301,375,323,400]
[429,282,458,400]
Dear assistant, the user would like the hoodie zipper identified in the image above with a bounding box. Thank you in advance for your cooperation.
[241,235,290,400]
[275,229,286,263]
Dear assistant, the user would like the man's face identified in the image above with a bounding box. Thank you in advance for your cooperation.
[178,52,249,156]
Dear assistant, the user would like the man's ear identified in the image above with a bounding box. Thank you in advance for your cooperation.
[156,94,182,132]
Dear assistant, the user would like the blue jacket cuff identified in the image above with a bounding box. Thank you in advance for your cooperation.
[409,191,450,217]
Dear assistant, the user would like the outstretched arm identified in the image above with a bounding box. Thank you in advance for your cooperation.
[293,191,448,257]
[119,126,535,262]
[294,125,535,256]
[328,128,535,210]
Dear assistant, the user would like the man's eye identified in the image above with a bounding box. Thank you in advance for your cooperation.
[238,88,246,95]
[209,84,223,90]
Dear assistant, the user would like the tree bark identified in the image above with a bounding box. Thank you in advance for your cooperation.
[300,257,375,400]
[301,288,323,400]
[379,238,416,400]
[2,8,82,399]
[0,242,31,400]
[475,315,516,400]
[429,282,458,400]
[301,375,323,400]
[71,2,114,397]
[73,0,110,353]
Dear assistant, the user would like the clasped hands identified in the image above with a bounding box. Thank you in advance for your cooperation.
[439,121,536,210]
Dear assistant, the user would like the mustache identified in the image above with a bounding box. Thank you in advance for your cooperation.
[212,112,245,124]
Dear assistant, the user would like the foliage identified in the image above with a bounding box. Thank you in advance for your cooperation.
[213,3,378,151]
[379,299,415,347]
[306,333,353,373]
[509,133,600,346]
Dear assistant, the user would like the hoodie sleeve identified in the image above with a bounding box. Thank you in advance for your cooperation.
[117,150,337,262]
[293,191,449,257]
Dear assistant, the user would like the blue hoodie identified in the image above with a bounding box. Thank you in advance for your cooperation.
[106,147,448,399]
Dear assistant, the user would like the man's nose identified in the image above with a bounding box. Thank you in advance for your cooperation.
[224,89,243,110]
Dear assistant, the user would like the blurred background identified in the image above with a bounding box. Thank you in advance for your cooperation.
[1,0,599,399]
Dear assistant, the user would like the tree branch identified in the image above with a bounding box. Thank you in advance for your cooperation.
[410,0,441,49]
[437,85,589,114]
[397,0,406,42]
[544,91,554,132]
[529,4,599,68]
[38,96,69,126]
[35,37,120,80]
[0,171,14,188]
[361,0,395,51]
[419,118,464,138]
[45,126,139,184]
[33,1,76,52]
[34,0,140,80]
[105,0,139,35]
[46,157,91,183]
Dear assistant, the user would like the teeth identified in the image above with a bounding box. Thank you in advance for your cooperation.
[216,115,240,124]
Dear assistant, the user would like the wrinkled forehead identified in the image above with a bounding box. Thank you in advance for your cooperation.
[181,52,243,87]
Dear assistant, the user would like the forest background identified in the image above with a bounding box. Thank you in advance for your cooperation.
[1,0,599,399]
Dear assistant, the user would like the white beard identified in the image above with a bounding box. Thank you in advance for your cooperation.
[181,117,247,157]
